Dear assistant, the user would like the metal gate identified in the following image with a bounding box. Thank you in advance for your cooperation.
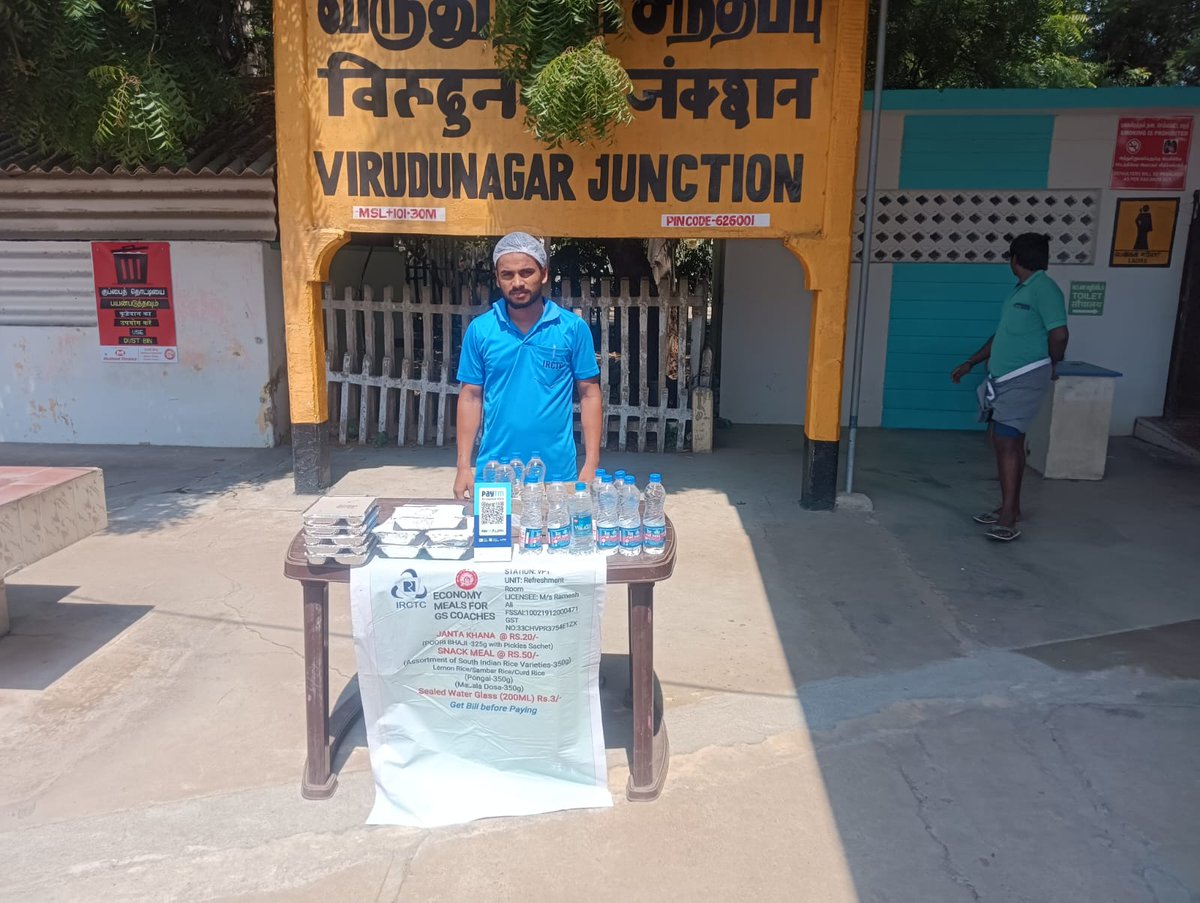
[324,279,713,451]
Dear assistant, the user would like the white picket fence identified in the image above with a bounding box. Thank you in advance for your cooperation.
[324,280,712,452]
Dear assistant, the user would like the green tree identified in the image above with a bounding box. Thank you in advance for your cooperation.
[872,0,1100,89]
[0,0,271,167]
[1086,0,1200,85]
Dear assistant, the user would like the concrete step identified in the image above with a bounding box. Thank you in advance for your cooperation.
[1133,416,1200,464]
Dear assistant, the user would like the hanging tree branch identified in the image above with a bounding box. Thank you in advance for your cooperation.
[488,0,634,147]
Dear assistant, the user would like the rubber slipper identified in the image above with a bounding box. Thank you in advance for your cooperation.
[985,525,1022,542]
[973,510,1000,525]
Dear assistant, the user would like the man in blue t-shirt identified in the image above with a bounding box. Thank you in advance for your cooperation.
[453,232,602,500]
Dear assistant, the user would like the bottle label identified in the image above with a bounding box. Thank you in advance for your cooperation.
[643,523,667,548]
[571,514,593,537]
[619,526,642,548]
[596,525,619,548]
[523,527,544,549]
[548,525,571,549]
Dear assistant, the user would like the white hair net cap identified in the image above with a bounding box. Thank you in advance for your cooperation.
[493,231,547,268]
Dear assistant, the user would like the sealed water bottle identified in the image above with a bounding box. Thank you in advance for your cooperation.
[570,482,596,554]
[642,473,667,556]
[526,451,546,484]
[594,474,619,555]
[546,487,571,554]
[618,473,642,556]
[482,459,501,482]
[521,476,545,554]
[508,456,524,505]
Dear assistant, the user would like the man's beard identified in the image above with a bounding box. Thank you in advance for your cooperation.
[505,292,541,310]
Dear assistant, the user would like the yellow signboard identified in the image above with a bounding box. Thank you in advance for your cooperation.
[1109,197,1180,268]
[284,0,866,240]
[273,0,868,449]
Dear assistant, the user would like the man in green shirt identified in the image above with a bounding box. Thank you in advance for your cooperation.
[951,233,1069,542]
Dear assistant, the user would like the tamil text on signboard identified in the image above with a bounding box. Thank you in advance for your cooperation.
[301,0,850,237]
[1110,117,1193,191]
[90,242,178,363]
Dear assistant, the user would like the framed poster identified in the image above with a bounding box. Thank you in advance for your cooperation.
[1111,117,1193,191]
[1109,198,1180,268]
[91,242,178,363]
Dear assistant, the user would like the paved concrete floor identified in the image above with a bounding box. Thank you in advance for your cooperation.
[0,428,1197,902]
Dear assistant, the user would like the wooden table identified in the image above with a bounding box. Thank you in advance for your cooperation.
[283,498,676,802]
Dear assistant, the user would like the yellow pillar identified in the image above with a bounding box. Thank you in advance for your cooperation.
[274,0,349,492]
[785,0,868,509]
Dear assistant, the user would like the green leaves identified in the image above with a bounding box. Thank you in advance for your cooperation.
[1,1,270,167]
[489,0,633,148]
[523,38,633,146]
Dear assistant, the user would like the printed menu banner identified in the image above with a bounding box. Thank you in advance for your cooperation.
[91,242,178,363]
[349,554,610,826]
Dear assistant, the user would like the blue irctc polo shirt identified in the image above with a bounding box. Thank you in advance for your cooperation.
[457,299,599,482]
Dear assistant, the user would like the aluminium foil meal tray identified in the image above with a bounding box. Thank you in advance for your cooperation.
[302,496,379,528]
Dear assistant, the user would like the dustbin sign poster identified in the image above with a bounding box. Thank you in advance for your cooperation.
[91,242,178,363]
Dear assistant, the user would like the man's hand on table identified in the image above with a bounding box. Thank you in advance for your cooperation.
[453,465,475,502]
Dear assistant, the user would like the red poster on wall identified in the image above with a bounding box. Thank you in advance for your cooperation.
[91,242,178,363]
[1110,116,1193,191]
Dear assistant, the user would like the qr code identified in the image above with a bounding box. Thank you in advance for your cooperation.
[481,500,504,522]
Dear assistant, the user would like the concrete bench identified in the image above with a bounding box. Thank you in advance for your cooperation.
[0,467,107,636]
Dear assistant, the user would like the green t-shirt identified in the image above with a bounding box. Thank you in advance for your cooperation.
[988,270,1067,379]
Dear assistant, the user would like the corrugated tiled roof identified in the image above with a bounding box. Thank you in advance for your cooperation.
[0,114,275,178]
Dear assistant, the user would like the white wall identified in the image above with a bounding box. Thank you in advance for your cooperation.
[718,240,812,424]
[1045,110,1199,434]
[1,241,288,446]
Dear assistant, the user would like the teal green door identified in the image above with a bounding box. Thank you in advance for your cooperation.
[882,264,1013,430]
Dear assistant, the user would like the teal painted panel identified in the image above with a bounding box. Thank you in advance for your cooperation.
[884,371,986,391]
[888,335,991,356]
[883,409,983,431]
[865,86,1200,111]
[900,115,1053,190]
[888,319,1002,338]
[883,264,1013,430]
[885,388,984,412]
[889,301,1006,322]
[886,352,977,373]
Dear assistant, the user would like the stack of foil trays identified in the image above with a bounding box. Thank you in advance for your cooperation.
[302,496,378,566]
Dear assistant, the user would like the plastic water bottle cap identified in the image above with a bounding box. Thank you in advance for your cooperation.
[614,470,626,477]
[511,456,523,463]
[596,468,606,476]
[530,451,540,456]
[626,474,636,482]
[650,473,662,482]
[602,474,614,483]
[575,482,587,492]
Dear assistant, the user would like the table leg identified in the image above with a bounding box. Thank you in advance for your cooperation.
[627,582,669,801]
[301,580,337,799]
